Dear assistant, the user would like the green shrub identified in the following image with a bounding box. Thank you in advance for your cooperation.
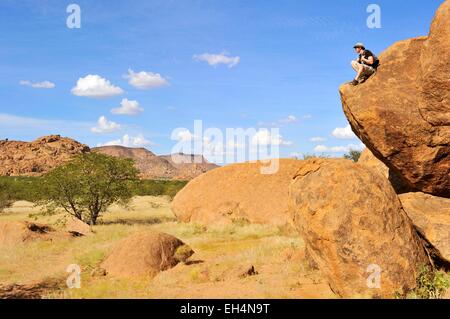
[0,173,187,212]
[407,266,450,299]
[343,149,362,162]
[302,153,330,160]
[132,179,187,199]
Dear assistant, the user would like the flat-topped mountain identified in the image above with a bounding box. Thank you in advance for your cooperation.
[93,146,218,180]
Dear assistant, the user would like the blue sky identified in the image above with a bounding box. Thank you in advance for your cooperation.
[0,0,443,163]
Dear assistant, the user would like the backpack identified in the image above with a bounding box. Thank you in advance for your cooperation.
[372,55,380,69]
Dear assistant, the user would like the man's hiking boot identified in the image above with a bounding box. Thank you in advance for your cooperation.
[359,76,368,84]
[349,79,359,86]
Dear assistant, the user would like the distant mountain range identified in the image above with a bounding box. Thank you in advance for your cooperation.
[93,145,218,180]
[0,135,218,180]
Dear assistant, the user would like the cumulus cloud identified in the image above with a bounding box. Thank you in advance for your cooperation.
[279,115,298,124]
[332,124,357,140]
[310,137,326,143]
[71,75,124,98]
[175,129,197,142]
[290,152,303,159]
[258,115,299,127]
[124,69,169,90]
[252,129,293,147]
[20,80,55,89]
[314,143,364,153]
[193,52,240,68]
[111,98,144,116]
[173,129,210,144]
[91,116,121,134]
[97,134,152,148]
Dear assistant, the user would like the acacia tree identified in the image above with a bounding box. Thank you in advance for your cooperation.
[40,153,139,225]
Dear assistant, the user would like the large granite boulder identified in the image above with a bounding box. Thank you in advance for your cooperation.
[339,0,450,197]
[399,192,450,265]
[289,159,429,298]
[171,159,302,227]
[101,231,194,278]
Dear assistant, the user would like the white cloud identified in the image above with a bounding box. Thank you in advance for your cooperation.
[175,129,197,142]
[310,137,326,143]
[20,80,55,89]
[173,129,212,144]
[91,116,121,134]
[124,69,169,90]
[111,98,144,116]
[314,143,364,153]
[193,52,240,68]
[290,152,303,158]
[71,75,124,98]
[279,115,298,124]
[332,125,357,140]
[252,129,293,147]
[302,114,313,119]
[97,134,152,148]
[258,115,299,127]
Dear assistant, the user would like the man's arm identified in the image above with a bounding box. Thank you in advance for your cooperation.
[361,55,374,65]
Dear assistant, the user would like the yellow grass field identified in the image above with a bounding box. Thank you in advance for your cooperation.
[0,196,335,299]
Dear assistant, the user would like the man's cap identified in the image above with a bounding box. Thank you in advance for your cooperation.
[353,42,365,49]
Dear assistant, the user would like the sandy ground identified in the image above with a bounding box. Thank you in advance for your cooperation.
[0,196,336,299]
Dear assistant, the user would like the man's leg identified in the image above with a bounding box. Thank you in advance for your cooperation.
[351,61,364,81]
[359,65,375,83]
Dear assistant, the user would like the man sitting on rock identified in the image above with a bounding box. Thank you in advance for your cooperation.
[349,43,379,86]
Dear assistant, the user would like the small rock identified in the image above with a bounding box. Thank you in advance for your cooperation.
[237,265,258,278]
[91,267,107,277]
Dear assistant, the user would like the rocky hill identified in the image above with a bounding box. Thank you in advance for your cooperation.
[92,146,176,179]
[0,135,90,176]
[0,136,218,180]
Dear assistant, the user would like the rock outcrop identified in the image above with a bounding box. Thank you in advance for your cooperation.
[358,148,411,194]
[339,0,450,198]
[171,159,302,227]
[0,136,218,180]
[65,217,92,236]
[0,221,79,246]
[289,159,429,298]
[93,146,219,180]
[101,232,194,277]
[399,192,450,265]
[0,135,90,176]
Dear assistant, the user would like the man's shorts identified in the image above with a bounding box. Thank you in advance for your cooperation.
[351,61,376,78]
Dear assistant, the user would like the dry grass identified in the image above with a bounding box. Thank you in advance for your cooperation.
[0,196,335,299]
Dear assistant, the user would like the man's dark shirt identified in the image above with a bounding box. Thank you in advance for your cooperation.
[358,50,379,69]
